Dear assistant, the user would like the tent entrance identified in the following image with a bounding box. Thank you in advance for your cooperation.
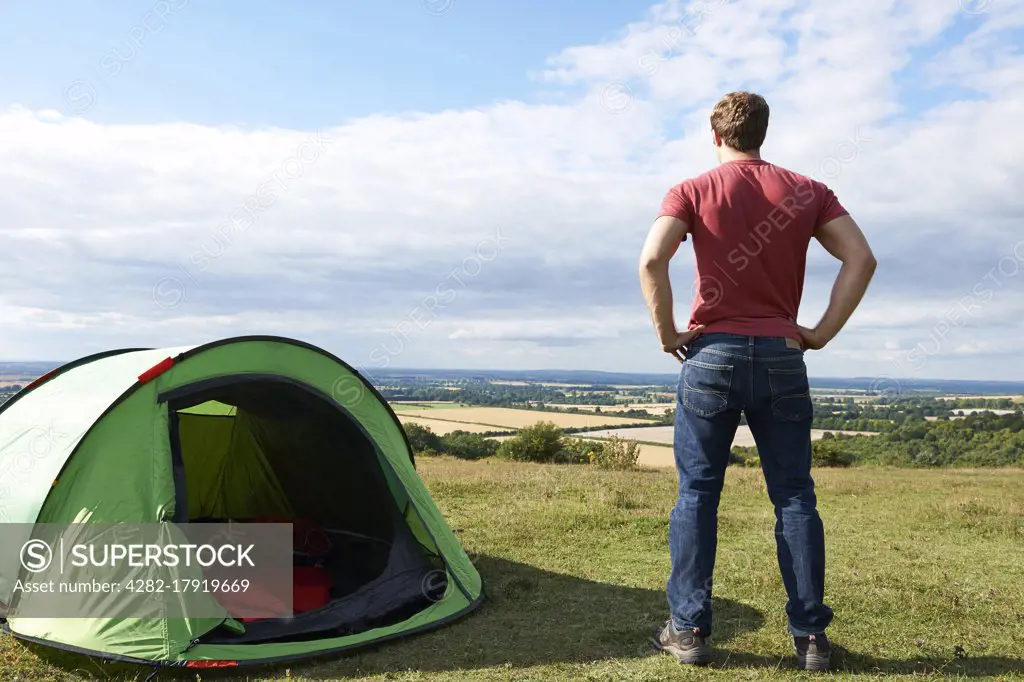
[161,376,446,644]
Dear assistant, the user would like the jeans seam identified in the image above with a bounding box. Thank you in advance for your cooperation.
[689,348,747,360]
[685,359,731,371]
[688,348,803,362]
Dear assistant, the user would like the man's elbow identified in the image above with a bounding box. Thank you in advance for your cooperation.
[639,253,668,273]
[849,249,877,276]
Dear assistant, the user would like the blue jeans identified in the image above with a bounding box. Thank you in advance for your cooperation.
[667,333,833,638]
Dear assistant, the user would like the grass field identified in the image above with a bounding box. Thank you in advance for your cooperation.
[6,459,1022,681]
[396,406,653,430]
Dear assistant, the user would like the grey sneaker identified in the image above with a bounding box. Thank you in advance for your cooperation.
[794,633,831,671]
[651,619,712,665]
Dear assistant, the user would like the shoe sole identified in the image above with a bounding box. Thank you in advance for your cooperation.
[796,651,831,672]
[650,634,712,665]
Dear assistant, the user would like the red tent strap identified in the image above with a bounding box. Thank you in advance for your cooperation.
[137,357,175,384]
[185,660,238,668]
[23,369,59,392]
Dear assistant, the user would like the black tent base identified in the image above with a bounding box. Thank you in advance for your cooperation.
[198,565,445,645]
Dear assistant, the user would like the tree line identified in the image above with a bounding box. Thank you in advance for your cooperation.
[404,411,1023,469]
[731,411,1024,468]
[403,421,640,470]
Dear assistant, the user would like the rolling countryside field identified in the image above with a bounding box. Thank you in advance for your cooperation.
[392,404,885,469]
[7,458,1021,681]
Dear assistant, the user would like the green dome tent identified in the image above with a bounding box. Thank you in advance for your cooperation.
[0,336,482,669]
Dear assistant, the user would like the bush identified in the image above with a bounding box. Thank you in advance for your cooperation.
[811,439,856,467]
[404,422,443,454]
[403,422,500,460]
[730,446,760,468]
[559,437,603,464]
[731,441,858,468]
[588,436,640,470]
[494,426,641,469]
[441,430,499,460]
[497,422,565,463]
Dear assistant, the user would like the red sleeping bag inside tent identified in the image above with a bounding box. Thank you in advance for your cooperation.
[211,517,335,622]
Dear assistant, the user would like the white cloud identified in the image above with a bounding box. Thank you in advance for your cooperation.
[447,311,642,343]
[1,0,1023,380]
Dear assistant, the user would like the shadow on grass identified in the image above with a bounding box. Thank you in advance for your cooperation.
[13,556,1024,679]
[297,554,765,677]
[711,648,1024,677]
[12,555,762,680]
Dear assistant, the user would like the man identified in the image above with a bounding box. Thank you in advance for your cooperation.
[639,92,876,671]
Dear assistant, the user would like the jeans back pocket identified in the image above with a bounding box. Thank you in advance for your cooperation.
[768,365,812,422]
[682,359,733,418]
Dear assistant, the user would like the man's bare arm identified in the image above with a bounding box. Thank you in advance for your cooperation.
[800,215,877,349]
[639,216,704,361]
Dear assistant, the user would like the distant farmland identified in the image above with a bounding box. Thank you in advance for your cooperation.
[394,407,880,469]
[395,406,652,430]
[948,408,1019,416]
[936,395,1024,403]
[390,402,465,411]
[619,442,674,468]
[396,416,512,436]
[543,403,675,416]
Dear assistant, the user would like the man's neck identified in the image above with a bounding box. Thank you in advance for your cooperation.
[718,148,763,164]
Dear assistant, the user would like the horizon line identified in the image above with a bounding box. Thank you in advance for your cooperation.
[4,362,1024,386]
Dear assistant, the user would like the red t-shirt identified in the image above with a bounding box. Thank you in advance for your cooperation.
[659,159,848,342]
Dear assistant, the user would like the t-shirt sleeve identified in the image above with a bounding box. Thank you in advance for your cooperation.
[659,185,694,224]
[816,184,849,229]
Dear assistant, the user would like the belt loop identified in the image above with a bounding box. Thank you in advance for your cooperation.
[748,335,754,347]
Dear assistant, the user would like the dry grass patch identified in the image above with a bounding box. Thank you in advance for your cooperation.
[396,415,511,435]
[397,406,652,430]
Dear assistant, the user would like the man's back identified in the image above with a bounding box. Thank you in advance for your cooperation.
[659,160,848,342]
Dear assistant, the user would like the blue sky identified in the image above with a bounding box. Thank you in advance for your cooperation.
[0,0,656,128]
[0,0,1022,381]
[7,1,1010,128]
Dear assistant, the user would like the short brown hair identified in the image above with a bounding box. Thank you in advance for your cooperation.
[710,92,769,151]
